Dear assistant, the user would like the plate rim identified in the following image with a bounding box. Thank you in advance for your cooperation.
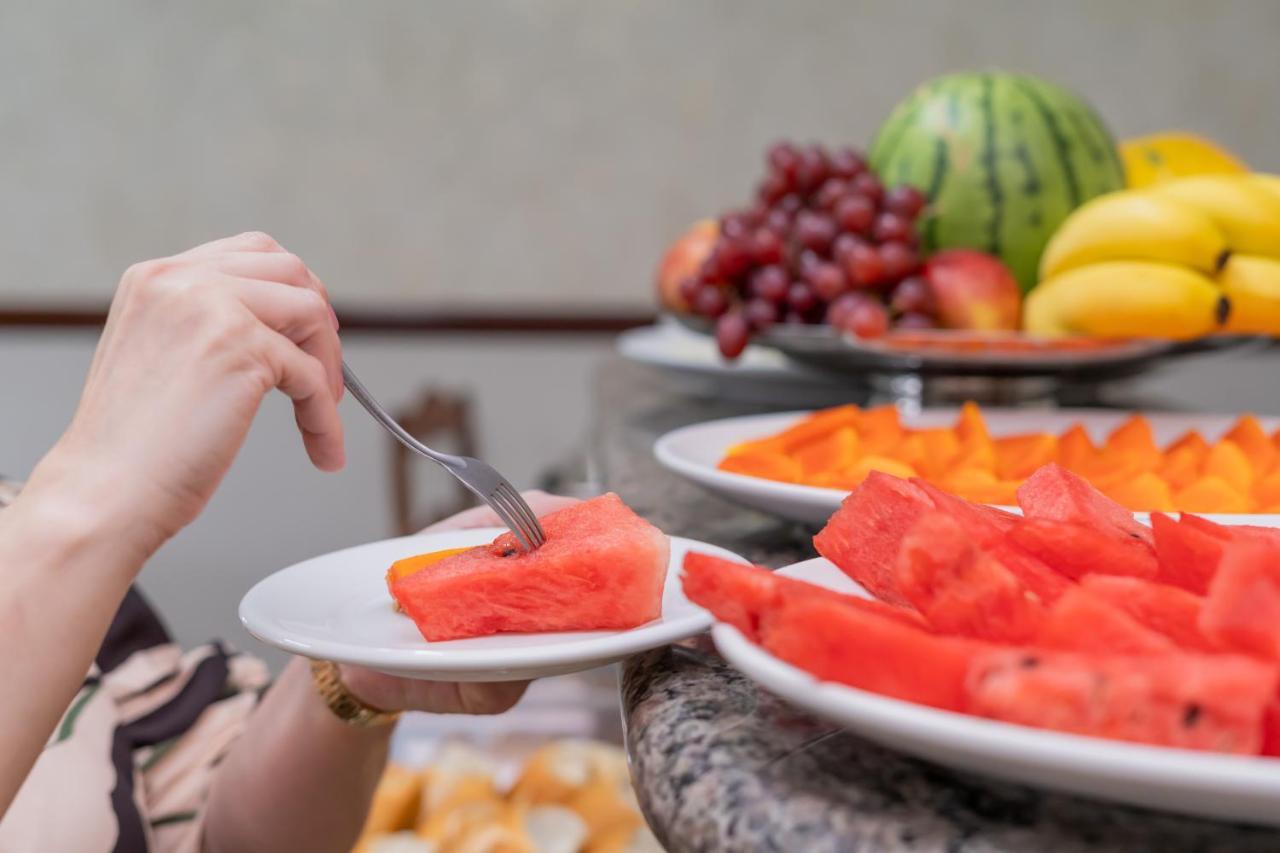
[239,529,742,674]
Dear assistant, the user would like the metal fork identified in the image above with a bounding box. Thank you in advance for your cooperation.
[341,361,547,552]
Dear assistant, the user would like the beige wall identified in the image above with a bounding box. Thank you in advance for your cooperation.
[1,0,1276,308]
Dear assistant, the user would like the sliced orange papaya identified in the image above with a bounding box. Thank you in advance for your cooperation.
[1203,439,1254,495]
[793,427,860,477]
[1100,471,1175,512]
[718,450,803,483]
[857,405,902,454]
[993,433,1058,481]
[1104,414,1162,472]
[1056,423,1099,474]
[1223,414,1276,473]
[954,401,990,444]
[752,405,861,454]
[1174,475,1251,514]
[1157,445,1207,491]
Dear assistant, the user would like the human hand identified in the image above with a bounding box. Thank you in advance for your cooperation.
[338,490,580,715]
[27,231,345,562]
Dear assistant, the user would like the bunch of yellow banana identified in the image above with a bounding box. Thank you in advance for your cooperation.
[1026,174,1280,339]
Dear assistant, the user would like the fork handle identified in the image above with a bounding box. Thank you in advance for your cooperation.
[341,362,462,467]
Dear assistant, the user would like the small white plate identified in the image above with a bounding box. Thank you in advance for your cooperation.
[713,556,1280,826]
[617,321,863,407]
[655,408,1280,526]
[240,528,743,682]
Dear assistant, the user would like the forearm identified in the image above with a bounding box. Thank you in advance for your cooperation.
[202,658,391,853]
[0,464,142,813]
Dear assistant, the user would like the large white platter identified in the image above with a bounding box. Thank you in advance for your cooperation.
[240,528,743,682]
[655,408,1280,526]
[713,557,1280,826]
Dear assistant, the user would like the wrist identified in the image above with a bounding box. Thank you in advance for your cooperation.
[21,444,167,567]
[310,661,401,729]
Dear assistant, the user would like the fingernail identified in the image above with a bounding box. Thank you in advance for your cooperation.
[329,305,340,331]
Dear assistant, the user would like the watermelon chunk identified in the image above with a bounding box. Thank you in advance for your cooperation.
[390,493,668,641]
[1151,512,1227,595]
[1007,518,1158,580]
[896,513,1045,642]
[813,472,933,607]
[911,477,1017,546]
[1035,587,1176,654]
[1263,699,1280,758]
[1017,463,1152,544]
[761,594,985,711]
[984,540,1074,605]
[680,552,921,641]
[967,650,1277,754]
[1077,575,1216,652]
[1200,537,1280,659]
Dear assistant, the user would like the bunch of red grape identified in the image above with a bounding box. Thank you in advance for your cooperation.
[677,141,931,359]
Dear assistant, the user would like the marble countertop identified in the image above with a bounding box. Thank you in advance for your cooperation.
[591,357,1280,852]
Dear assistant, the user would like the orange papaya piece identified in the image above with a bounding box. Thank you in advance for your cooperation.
[1077,447,1148,490]
[941,468,1019,506]
[1254,469,1280,509]
[954,401,990,444]
[1056,423,1099,474]
[719,450,803,483]
[916,428,962,478]
[813,455,917,491]
[857,405,902,454]
[1104,415,1162,472]
[755,405,860,453]
[1157,445,1207,491]
[993,432,1058,481]
[793,427,860,477]
[1223,414,1276,473]
[1174,475,1251,514]
[1203,439,1253,495]
[1167,430,1210,458]
[1100,472,1175,512]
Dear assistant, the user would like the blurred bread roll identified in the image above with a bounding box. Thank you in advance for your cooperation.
[510,740,630,806]
[353,763,425,852]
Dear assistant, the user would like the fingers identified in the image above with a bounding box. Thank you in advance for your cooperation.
[338,665,529,715]
[419,490,580,533]
[178,231,287,258]
[255,327,345,472]
[229,278,342,402]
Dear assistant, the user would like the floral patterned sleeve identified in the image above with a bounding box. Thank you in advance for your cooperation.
[0,477,272,853]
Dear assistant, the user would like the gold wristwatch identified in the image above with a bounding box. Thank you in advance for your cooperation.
[309,660,401,728]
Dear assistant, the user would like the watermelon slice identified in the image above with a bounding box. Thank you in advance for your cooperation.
[1035,587,1176,654]
[984,540,1074,605]
[895,512,1045,642]
[911,477,1017,546]
[1007,518,1158,580]
[390,493,669,641]
[967,650,1277,754]
[1263,699,1280,758]
[813,472,933,607]
[680,552,921,641]
[1200,536,1280,659]
[761,594,985,711]
[1151,512,1228,595]
[1078,575,1217,653]
[1017,463,1152,545]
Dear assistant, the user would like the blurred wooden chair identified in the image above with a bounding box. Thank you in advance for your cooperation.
[389,389,480,535]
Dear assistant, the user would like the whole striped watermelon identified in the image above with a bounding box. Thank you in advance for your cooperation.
[869,72,1124,292]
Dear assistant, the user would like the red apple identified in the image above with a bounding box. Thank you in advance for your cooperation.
[923,249,1022,331]
[656,219,719,312]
